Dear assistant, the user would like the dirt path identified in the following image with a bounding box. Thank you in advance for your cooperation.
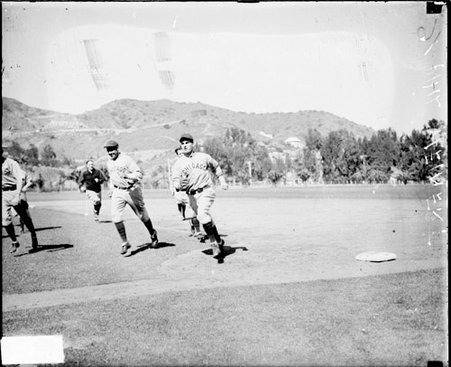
[3,245,443,312]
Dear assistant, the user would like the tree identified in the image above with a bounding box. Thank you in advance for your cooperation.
[365,128,400,174]
[23,144,40,166]
[40,144,57,167]
[267,169,284,186]
[6,141,24,160]
[301,129,324,183]
[253,145,272,181]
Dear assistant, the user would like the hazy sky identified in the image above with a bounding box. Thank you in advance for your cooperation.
[2,1,447,135]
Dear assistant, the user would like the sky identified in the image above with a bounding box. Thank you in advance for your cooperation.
[2,1,447,135]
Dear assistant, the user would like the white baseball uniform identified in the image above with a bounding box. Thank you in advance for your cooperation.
[171,152,223,224]
[106,153,150,223]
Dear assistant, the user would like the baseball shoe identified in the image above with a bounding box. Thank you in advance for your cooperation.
[211,239,225,258]
[218,239,225,251]
[94,214,99,222]
[211,241,220,257]
[10,241,20,253]
[31,233,38,247]
[30,233,38,252]
[149,230,159,249]
[120,241,131,256]
[193,231,203,239]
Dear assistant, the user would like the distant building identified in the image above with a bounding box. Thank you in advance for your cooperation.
[191,109,207,118]
[285,136,302,148]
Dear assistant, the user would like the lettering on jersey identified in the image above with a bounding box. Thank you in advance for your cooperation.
[181,161,208,176]
[109,162,130,179]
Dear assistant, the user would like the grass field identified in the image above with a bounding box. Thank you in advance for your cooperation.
[2,185,448,366]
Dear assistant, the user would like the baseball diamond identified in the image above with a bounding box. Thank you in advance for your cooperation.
[2,184,447,366]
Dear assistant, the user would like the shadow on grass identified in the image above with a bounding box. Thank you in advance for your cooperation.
[99,220,113,224]
[2,225,62,238]
[199,233,228,243]
[35,226,63,232]
[202,245,248,264]
[127,242,176,257]
[14,243,74,257]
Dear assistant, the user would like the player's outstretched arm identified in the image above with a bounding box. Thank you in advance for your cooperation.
[218,175,228,190]
[208,155,228,190]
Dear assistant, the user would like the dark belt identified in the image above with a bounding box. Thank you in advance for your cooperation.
[2,185,17,191]
[188,186,208,195]
[113,185,129,190]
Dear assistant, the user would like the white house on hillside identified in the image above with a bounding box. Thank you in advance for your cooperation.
[285,136,302,148]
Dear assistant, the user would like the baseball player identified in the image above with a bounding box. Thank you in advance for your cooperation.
[104,140,158,256]
[2,146,39,253]
[78,159,107,222]
[169,147,202,237]
[171,133,228,257]
[17,167,37,233]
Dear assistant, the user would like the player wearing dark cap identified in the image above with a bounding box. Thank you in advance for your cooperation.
[78,159,107,222]
[103,140,158,256]
[171,133,228,258]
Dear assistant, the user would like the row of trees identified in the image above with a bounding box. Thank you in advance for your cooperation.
[5,141,73,167]
[4,118,446,190]
[200,119,447,185]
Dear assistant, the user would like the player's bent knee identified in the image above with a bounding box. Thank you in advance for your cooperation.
[112,215,123,223]
[196,213,212,225]
[139,213,150,222]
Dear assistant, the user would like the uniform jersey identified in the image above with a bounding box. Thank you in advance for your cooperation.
[171,152,223,192]
[79,168,106,193]
[106,153,143,189]
[2,157,25,189]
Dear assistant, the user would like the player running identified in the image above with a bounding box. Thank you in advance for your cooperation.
[2,146,39,253]
[103,140,158,257]
[169,147,203,238]
[78,159,107,222]
[171,133,228,258]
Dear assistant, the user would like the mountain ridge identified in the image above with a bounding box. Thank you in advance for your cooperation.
[2,97,375,163]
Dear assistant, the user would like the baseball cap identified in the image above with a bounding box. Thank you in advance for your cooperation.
[179,133,194,143]
[104,140,119,148]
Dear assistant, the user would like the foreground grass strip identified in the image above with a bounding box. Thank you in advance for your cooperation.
[3,268,447,366]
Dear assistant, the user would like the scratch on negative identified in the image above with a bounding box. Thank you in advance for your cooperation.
[424,31,442,56]
[432,211,444,221]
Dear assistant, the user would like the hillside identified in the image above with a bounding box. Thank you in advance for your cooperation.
[2,97,375,167]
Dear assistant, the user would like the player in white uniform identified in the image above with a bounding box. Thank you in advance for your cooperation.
[104,140,158,256]
[2,146,39,253]
[171,133,228,258]
[169,147,202,237]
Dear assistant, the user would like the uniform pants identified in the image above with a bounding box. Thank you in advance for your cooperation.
[86,190,101,205]
[188,187,216,225]
[2,190,21,226]
[111,186,149,223]
[173,190,196,219]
